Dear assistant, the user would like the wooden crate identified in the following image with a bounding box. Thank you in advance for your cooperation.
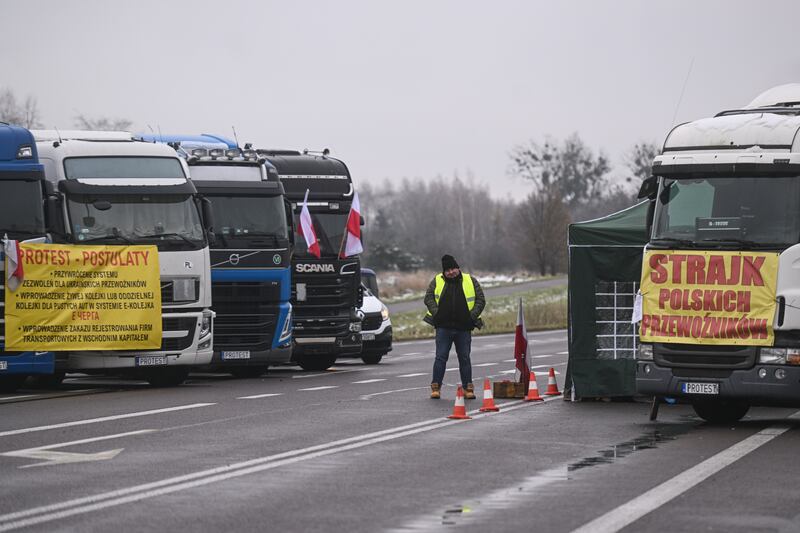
[493,380,525,399]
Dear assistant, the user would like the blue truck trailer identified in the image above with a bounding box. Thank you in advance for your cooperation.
[0,123,55,391]
[137,134,294,376]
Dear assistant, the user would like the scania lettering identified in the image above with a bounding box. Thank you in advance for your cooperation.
[0,124,55,391]
[136,133,293,377]
[33,130,213,386]
[260,149,363,371]
[636,84,800,423]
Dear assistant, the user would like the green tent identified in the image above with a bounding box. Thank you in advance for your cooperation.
[566,201,650,399]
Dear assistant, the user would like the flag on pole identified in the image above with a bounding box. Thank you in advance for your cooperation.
[514,298,531,390]
[340,191,363,259]
[3,234,24,292]
[298,189,321,259]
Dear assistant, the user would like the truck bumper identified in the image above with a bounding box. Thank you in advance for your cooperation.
[292,333,362,359]
[0,351,55,375]
[636,361,800,406]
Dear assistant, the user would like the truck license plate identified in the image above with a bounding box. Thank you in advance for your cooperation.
[136,355,167,367]
[361,333,376,341]
[0,361,7,371]
[222,351,251,360]
[681,382,719,395]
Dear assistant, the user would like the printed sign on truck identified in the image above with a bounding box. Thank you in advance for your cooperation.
[4,244,162,351]
[639,250,779,346]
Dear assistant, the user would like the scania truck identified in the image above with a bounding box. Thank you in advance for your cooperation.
[33,130,213,386]
[636,84,800,423]
[136,133,294,377]
[260,149,362,371]
[0,123,55,391]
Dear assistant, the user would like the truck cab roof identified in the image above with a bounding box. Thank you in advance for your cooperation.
[0,123,43,179]
[258,150,353,201]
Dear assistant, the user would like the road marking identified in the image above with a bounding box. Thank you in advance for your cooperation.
[237,393,283,400]
[557,351,569,355]
[292,368,365,379]
[403,352,421,356]
[503,359,516,363]
[0,395,37,402]
[352,379,387,384]
[359,386,431,400]
[499,370,516,375]
[298,386,338,391]
[474,362,498,367]
[0,397,559,531]
[2,430,155,468]
[445,368,459,372]
[0,403,215,438]
[397,373,427,378]
[570,417,799,533]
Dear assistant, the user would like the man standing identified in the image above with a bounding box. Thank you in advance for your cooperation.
[424,254,485,400]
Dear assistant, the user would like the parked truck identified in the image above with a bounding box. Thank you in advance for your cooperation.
[33,130,214,386]
[636,84,800,422]
[0,123,55,391]
[136,134,294,377]
[260,149,363,371]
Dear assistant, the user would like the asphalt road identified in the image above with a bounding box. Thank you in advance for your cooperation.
[0,331,799,532]
[386,276,567,315]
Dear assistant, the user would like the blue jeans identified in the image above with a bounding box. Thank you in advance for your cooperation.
[432,328,472,387]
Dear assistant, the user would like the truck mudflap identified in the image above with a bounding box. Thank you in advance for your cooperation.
[636,362,800,407]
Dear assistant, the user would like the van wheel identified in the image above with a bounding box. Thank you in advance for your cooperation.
[146,369,189,387]
[0,375,27,393]
[692,400,750,424]
[361,354,383,365]
[230,366,269,379]
[297,355,336,372]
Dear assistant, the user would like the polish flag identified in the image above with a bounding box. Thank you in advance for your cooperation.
[3,235,24,292]
[514,298,531,390]
[298,189,321,259]
[340,192,363,258]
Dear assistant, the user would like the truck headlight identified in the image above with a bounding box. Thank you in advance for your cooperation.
[199,311,213,340]
[637,344,653,361]
[381,304,389,321]
[759,347,787,365]
[278,307,293,345]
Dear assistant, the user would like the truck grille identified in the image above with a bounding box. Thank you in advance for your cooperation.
[161,316,196,352]
[211,282,280,351]
[291,272,357,336]
[654,343,756,369]
[361,312,382,331]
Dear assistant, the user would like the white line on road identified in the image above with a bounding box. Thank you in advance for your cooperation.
[297,386,339,391]
[292,368,366,379]
[570,416,800,533]
[2,430,156,468]
[0,395,37,402]
[352,379,387,384]
[0,404,216,438]
[359,387,431,400]
[397,373,427,378]
[237,393,283,400]
[474,363,499,367]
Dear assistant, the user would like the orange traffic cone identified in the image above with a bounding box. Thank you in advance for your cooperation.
[524,371,543,402]
[545,367,561,396]
[447,385,472,419]
[479,378,500,412]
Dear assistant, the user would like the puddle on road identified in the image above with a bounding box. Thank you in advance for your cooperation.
[391,423,695,531]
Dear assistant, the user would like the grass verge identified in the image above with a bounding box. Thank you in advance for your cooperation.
[391,285,567,341]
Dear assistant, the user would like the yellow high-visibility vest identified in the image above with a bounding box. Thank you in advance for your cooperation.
[426,273,475,319]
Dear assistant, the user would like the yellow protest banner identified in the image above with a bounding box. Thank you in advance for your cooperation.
[4,244,161,351]
[640,250,779,346]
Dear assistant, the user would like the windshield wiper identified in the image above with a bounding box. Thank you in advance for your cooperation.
[79,233,134,245]
[649,237,696,248]
[136,232,198,246]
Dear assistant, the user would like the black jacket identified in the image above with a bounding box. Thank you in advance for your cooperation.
[423,273,485,331]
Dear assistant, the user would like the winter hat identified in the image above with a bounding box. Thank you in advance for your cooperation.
[441,254,459,271]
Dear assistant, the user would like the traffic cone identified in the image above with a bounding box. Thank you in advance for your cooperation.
[524,371,543,402]
[545,367,561,396]
[447,385,472,419]
[479,378,500,412]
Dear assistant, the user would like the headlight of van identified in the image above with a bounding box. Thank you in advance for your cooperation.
[381,304,389,321]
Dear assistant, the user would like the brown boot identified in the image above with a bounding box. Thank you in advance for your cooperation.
[464,383,476,400]
[430,383,441,399]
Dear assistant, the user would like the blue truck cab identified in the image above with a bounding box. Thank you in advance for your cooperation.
[136,134,293,377]
[0,123,55,391]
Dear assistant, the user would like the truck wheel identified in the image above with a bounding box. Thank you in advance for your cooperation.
[28,372,65,389]
[297,355,336,372]
[146,368,190,387]
[229,366,269,379]
[0,375,27,393]
[361,354,383,365]
[692,400,750,424]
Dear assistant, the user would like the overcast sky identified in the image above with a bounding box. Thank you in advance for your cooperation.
[4,0,800,199]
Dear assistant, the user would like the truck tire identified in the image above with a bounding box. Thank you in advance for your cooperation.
[0,375,27,393]
[692,400,750,424]
[361,354,383,365]
[229,366,269,379]
[297,355,336,372]
[146,368,190,387]
[28,372,65,389]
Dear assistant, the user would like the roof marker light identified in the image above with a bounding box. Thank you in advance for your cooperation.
[209,148,225,159]
[192,148,208,157]
[242,149,258,160]
[16,146,33,159]
[225,148,242,159]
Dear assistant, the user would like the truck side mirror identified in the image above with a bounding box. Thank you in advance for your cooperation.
[360,215,365,226]
[45,195,64,236]
[199,197,217,246]
[285,199,296,248]
[638,176,659,199]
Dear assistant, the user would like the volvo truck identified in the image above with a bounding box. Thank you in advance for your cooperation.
[636,84,800,423]
[136,134,293,377]
[33,130,213,386]
[260,149,362,371]
[0,124,55,391]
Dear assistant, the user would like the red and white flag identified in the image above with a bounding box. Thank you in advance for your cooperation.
[3,235,24,292]
[298,189,321,259]
[340,191,363,259]
[514,298,531,389]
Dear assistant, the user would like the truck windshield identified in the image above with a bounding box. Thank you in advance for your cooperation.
[652,176,800,248]
[66,194,205,249]
[209,195,288,248]
[64,157,185,180]
[293,211,348,257]
[0,180,45,236]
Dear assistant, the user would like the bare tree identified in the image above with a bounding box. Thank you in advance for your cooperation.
[74,114,133,131]
[0,88,43,128]
[517,192,571,275]
[623,141,661,184]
